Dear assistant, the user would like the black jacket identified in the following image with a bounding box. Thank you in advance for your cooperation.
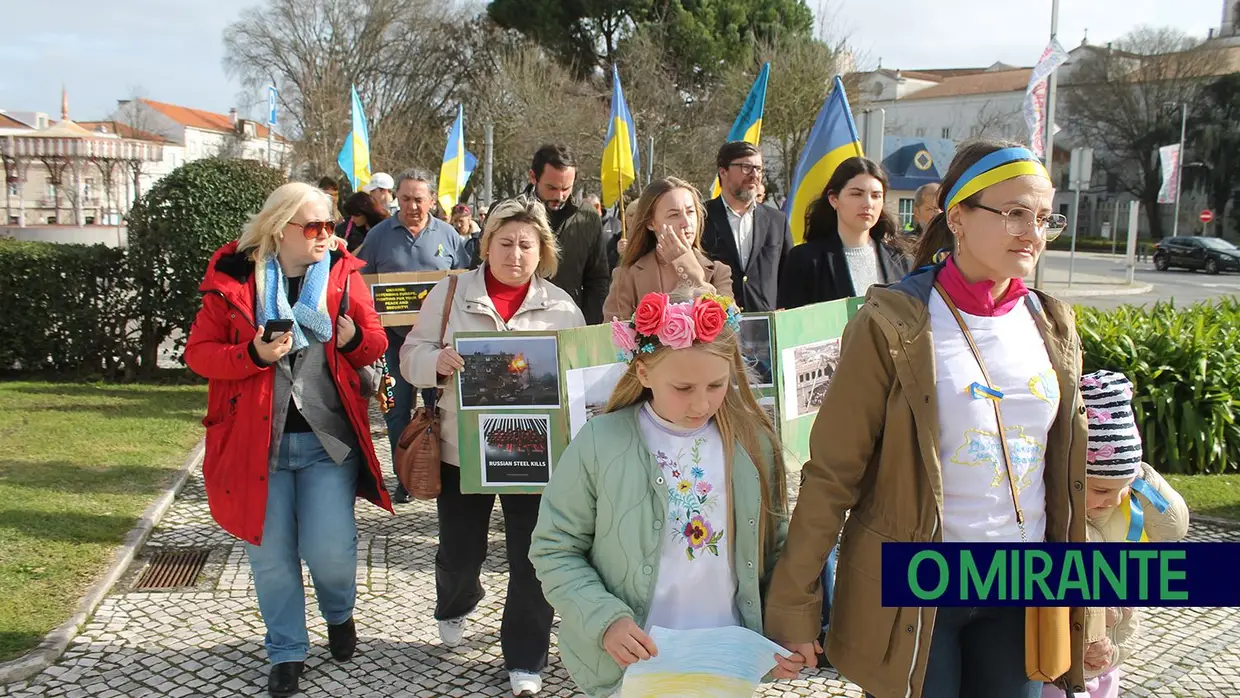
[700,197,792,312]
[777,237,911,309]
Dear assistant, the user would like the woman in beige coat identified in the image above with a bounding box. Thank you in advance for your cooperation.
[602,177,732,321]
[399,197,584,697]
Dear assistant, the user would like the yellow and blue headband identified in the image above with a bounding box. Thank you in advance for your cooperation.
[943,147,1051,211]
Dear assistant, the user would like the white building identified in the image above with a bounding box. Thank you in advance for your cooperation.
[111,98,291,169]
[1,93,291,242]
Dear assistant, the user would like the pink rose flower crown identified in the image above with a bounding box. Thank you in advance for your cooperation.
[610,292,742,363]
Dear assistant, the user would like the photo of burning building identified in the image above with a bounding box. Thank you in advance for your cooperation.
[456,336,562,410]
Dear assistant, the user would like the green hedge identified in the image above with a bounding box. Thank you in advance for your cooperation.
[0,240,135,376]
[1049,235,1155,255]
[1077,299,1240,475]
[0,158,285,379]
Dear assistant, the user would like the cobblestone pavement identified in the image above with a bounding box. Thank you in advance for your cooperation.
[3,414,1240,697]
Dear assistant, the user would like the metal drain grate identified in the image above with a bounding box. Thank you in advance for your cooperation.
[134,549,209,590]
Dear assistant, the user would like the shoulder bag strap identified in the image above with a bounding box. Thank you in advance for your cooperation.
[429,275,460,409]
[934,281,1027,541]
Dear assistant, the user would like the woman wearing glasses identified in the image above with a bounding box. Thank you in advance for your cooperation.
[186,182,392,697]
[777,156,911,309]
[764,140,1090,698]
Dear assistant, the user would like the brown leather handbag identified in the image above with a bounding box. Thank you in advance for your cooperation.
[395,275,458,500]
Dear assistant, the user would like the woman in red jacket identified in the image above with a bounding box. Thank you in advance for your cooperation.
[185,181,391,697]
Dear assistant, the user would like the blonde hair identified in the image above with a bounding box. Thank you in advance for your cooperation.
[480,197,561,278]
[237,182,336,261]
[604,291,788,566]
[621,177,707,267]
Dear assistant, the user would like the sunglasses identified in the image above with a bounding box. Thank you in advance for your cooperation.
[287,220,333,239]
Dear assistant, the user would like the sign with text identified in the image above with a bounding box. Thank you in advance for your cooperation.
[359,270,465,327]
[881,542,1240,607]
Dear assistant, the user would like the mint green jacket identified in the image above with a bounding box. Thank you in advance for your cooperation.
[529,404,789,697]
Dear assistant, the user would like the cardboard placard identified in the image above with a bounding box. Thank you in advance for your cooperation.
[360,270,467,327]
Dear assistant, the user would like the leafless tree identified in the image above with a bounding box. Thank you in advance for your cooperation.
[1061,27,1227,238]
[970,100,1021,140]
[224,0,479,178]
[746,35,848,196]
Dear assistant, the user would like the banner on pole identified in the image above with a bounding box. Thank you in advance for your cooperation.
[1023,39,1069,158]
[1158,144,1181,204]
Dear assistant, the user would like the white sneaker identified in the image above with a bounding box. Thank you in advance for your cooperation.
[509,671,542,696]
[437,616,467,646]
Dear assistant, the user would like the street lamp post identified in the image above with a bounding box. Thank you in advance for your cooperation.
[1171,102,1187,238]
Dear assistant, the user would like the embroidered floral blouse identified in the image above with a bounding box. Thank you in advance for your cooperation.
[636,402,741,631]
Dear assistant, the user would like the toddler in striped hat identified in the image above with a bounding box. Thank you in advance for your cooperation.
[1042,370,1190,698]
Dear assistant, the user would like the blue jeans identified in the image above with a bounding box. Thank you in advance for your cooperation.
[245,432,359,665]
[383,329,414,475]
[919,606,1042,698]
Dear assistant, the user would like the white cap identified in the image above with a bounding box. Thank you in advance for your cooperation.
[363,172,394,193]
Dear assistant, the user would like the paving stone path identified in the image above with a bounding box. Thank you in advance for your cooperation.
[3,413,1239,697]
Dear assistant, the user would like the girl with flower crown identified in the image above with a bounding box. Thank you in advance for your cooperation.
[529,289,803,697]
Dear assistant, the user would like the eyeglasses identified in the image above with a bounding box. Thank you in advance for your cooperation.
[971,204,1068,241]
[287,220,333,240]
[728,163,764,176]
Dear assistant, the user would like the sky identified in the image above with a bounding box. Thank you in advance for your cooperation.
[2,0,1230,124]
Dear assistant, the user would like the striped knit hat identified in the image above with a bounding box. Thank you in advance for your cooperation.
[1081,370,1143,479]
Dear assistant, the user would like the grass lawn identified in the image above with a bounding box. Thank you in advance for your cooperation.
[1165,474,1240,522]
[0,381,205,662]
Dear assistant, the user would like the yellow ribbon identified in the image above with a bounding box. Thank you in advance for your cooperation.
[947,160,1050,211]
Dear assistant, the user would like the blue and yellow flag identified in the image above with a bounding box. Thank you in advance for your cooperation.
[438,105,477,213]
[783,76,864,244]
[711,62,770,199]
[336,85,371,190]
[601,66,640,210]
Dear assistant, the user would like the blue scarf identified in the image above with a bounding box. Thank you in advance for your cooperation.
[256,255,333,352]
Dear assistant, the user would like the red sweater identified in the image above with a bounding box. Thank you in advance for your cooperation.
[485,266,531,323]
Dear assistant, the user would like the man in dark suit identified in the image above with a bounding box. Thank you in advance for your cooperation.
[700,141,792,312]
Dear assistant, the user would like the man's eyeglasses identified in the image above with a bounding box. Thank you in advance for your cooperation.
[972,204,1068,241]
[287,220,333,240]
[728,163,764,176]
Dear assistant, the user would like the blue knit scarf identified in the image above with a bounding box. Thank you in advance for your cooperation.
[255,255,333,352]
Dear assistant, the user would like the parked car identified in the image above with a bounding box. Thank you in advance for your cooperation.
[1152,236,1240,274]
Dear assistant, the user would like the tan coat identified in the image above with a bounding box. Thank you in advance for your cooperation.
[399,265,585,465]
[763,267,1091,697]
[601,249,733,321]
[1082,463,1188,678]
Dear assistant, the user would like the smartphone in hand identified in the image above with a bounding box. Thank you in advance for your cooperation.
[262,319,294,342]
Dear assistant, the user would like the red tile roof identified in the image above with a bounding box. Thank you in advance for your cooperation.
[900,68,1034,100]
[77,120,174,144]
[0,113,32,129]
[137,98,283,140]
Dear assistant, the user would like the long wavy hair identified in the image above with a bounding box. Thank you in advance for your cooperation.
[621,177,707,267]
[804,156,902,250]
[604,291,788,566]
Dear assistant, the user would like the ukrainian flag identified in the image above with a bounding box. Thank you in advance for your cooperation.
[783,76,863,244]
[438,105,477,214]
[601,66,640,210]
[336,85,371,190]
[711,62,770,199]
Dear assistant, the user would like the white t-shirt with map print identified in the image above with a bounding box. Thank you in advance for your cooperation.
[930,289,1061,543]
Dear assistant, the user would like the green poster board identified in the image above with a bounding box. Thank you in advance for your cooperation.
[454,330,569,495]
[769,297,865,467]
[453,298,865,493]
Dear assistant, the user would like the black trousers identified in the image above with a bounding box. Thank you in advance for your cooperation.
[434,462,553,672]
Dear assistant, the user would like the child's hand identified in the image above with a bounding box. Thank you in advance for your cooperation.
[602,617,658,668]
[778,640,822,671]
[1084,637,1115,672]
[1105,607,1121,628]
